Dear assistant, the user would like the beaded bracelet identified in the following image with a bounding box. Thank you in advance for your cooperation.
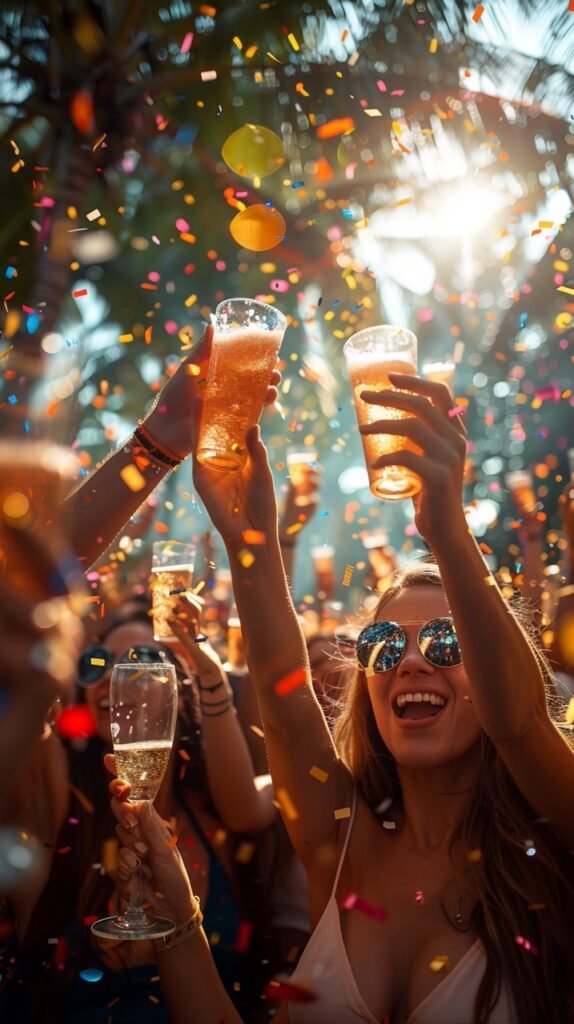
[159,898,203,952]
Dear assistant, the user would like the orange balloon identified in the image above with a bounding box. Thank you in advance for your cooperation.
[229,205,286,252]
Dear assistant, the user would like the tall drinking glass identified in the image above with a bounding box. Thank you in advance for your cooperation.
[91,660,178,941]
[197,298,287,472]
[506,470,537,515]
[287,449,319,506]
[343,325,420,501]
[151,541,196,643]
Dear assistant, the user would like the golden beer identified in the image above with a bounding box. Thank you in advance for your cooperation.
[287,449,319,506]
[151,540,196,643]
[422,359,456,388]
[197,298,287,472]
[505,471,537,516]
[312,545,336,601]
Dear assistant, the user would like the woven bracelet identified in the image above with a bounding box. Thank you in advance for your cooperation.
[160,899,203,952]
[133,425,182,469]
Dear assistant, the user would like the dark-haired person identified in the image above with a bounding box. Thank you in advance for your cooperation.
[3,598,276,1023]
[172,369,571,1023]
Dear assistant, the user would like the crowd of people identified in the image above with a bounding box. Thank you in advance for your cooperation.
[1,322,573,1024]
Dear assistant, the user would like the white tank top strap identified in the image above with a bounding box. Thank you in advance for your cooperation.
[330,787,358,897]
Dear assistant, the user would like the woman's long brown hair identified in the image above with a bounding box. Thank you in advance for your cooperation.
[333,563,574,1024]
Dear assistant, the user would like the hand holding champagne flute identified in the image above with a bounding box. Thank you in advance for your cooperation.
[91,658,179,941]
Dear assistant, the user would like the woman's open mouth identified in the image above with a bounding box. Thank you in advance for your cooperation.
[392,691,448,725]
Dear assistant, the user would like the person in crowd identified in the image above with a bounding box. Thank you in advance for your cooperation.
[110,368,574,1024]
[2,591,276,1022]
[549,480,574,698]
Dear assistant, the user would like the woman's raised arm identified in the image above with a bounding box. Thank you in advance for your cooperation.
[191,407,352,867]
[362,373,574,848]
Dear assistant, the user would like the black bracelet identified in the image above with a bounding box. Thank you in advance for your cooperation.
[201,704,233,718]
[132,426,181,469]
[199,694,232,709]
[198,680,224,694]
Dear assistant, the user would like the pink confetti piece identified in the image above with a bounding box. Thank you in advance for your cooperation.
[515,935,539,955]
[343,893,389,922]
[73,289,88,298]
[180,31,194,53]
[448,405,466,418]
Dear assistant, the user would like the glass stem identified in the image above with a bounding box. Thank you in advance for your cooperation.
[123,855,148,927]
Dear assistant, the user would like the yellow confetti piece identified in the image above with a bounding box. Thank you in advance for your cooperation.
[120,464,147,492]
[119,333,134,343]
[395,197,412,207]
[201,69,217,82]
[287,32,300,52]
[429,955,450,973]
[92,132,107,151]
[364,108,382,117]
[86,208,101,221]
[148,995,160,1005]
[250,724,265,738]
[342,564,354,587]
[276,787,299,821]
[245,44,258,58]
[557,285,574,296]
[309,765,329,783]
[232,35,242,49]
[238,548,256,568]
[235,841,255,863]
[184,294,197,308]
[429,37,439,53]
[334,806,351,821]
[483,575,497,587]
[566,699,574,726]
[11,159,24,173]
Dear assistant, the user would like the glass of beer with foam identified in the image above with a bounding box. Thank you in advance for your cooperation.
[344,325,420,501]
[151,540,196,643]
[197,298,287,472]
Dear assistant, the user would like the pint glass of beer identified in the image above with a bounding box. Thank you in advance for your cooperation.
[343,325,420,501]
[311,544,336,601]
[197,298,287,472]
[151,541,196,643]
[287,449,319,506]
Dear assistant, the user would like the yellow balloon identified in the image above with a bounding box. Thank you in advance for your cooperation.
[229,205,286,252]
[222,124,285,179]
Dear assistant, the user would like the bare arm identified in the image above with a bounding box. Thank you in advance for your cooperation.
[362,375,574,848]
[168,598,276,834]
[191,415,352,866]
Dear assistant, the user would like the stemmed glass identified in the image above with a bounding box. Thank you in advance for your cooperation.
[91,660,178,940]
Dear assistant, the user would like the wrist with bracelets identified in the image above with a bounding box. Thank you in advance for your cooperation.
[125,422,183,473]
[198,676,234,717]
[158,897,203,952]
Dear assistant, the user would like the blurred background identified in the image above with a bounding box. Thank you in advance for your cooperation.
[0,0,572,606]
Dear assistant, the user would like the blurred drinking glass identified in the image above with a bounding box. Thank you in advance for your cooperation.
[505,471,537,516]
[197,297,287,472]
[422,359,456,389]
[151,541,196,642]
[343,325,420,501]
[287,448,319,506]
[224,606,247,675]
[312,544,336,601]
[361,530,397,584]
[567,448,574,483]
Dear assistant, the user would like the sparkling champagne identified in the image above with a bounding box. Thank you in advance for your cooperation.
[197,327,283,472]
[113,739,172,801]
[151,565,193,642]
[348,357,421,500]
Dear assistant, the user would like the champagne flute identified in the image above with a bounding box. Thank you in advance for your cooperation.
[91,660,178,940]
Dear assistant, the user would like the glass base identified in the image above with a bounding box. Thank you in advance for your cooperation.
[371,470,421,501]
[91,914,175,942]
[197,448,244,472]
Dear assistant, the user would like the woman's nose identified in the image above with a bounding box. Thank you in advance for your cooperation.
[396,640,435,676]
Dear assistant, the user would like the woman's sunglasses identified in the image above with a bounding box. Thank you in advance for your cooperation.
[356,617,461,674]
[78,644,179,686]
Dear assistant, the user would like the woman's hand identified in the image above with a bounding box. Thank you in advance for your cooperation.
[360,374,468,547]
[167,596,231,691]
[191,402,279,550]
[145,323,281,461]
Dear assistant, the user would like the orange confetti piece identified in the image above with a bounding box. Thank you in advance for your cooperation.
[241,529,267,545]
[334,806,351,820]
[309,765,329,783]
[317,117,355,139]
[276,787,299,821]
[472,3,484,21]
[274,667,307,696]
[154,522,170,534]
[235,841,255,864]
[429,955,450,972]
[166,834,178,848]
[238,548,256,568]
[144,326,153,344]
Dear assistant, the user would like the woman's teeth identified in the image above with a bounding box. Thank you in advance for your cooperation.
[396,692,446,708]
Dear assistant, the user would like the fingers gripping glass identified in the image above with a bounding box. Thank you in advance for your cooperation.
[356,618,461,674]
[78,645,177,686]
[91,661,179,942]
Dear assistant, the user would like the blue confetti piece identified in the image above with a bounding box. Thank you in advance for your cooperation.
[264,201,273,208]
[342,209,354,219]
[318,511,329,517]
[79,969,104,983]
[26,313,41,334]
[519,312,528,329]
[292,181,304,189]
[24,421,30,433]
[5,267,16,279]
[332,300,341,306]
[7,394,18,405]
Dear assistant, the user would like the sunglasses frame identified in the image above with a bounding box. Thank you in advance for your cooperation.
[78,643,179,686]
[355,617,462,674]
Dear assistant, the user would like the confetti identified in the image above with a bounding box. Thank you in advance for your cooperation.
[334,806,351,821]
[472,3,485,22]
[274,667,307,696]
[276,787,299,821]
[309,765,329,783]
[263,980,316,1003]
[515,935,539,955]
[429,955,450,973]
[237,548,256,568]
[86,209,101,222]
[73,288,88,298]
[119,464,147,493]
[241,529,267,545]
[343,893,389,922]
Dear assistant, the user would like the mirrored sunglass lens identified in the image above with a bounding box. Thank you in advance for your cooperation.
[78,648,109,684]
[124,646,168,663]
[418,618,460,667]
[356,622,405,672]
